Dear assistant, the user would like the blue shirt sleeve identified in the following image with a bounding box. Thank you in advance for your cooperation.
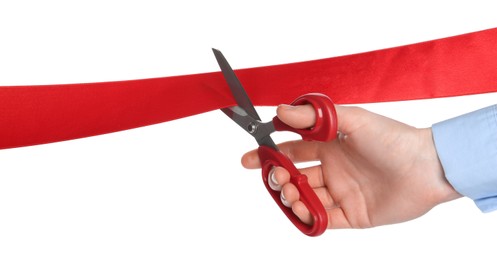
[432,104,497,212]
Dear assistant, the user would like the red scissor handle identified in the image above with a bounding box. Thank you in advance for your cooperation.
[259,93,337,236]
[259,146,328,236]
[272,93,337,142]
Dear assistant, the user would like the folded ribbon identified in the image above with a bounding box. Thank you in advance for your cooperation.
[2,27,497,149]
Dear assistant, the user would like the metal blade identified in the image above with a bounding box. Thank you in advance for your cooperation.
[212,48,261,121]
[221,106,278,149]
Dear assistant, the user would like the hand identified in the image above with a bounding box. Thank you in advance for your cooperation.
[242,104,461,229]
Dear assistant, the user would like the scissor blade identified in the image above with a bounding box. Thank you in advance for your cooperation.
[212,48,261,121]
[221,106,278,149]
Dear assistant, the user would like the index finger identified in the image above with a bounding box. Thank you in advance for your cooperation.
[241,140,322,169]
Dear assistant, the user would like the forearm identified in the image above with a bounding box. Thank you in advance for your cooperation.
[432,104,497,212]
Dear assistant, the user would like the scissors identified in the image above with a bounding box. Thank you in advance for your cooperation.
[213,49,338,236]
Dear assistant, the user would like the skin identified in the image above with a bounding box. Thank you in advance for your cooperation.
[242,104,462,229]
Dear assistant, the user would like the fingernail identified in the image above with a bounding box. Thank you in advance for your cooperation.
[280,191,291,208]
[278,104,296,111]
[268,167,281,191]
[337,131,347,141]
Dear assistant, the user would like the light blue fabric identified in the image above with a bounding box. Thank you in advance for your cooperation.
[432,105,497,212]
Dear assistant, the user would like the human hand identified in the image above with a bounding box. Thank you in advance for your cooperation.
[242,104,461,229]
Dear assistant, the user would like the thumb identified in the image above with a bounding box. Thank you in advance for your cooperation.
[276,104,316,129]
[334,105,375,134]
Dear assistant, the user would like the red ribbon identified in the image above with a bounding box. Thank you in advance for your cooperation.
[2,28,497,149]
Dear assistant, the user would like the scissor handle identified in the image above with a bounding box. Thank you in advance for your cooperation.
[258,145,328,236]
[272,93,337,142]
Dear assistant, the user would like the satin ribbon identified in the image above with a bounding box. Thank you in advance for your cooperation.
[2,28,497,149]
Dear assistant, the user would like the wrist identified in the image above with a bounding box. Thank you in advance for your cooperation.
[421,128,462,206]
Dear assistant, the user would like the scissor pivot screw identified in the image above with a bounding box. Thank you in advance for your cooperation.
[247,123,258,134]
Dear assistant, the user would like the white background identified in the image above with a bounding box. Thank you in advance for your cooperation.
[1,1,497,259]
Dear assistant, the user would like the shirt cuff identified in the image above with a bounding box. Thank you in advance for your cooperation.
[432,105,497,212]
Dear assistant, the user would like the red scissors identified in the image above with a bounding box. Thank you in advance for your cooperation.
[213,49,338,236]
